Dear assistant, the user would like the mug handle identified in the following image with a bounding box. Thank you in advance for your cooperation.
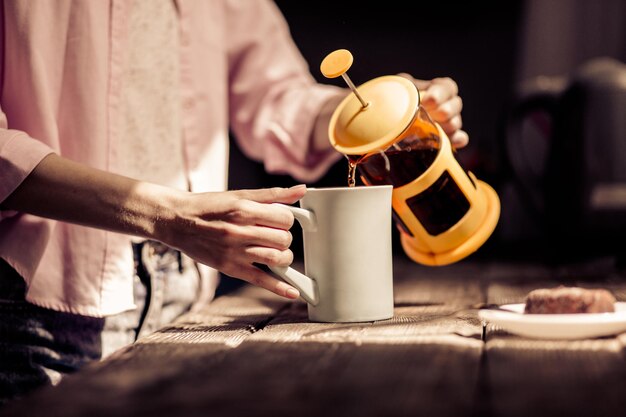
[268,204,319,306]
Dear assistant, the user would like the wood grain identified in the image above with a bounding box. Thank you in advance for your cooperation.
[4,257,626,417]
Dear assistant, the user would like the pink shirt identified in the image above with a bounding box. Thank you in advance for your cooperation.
[0,0,343,316]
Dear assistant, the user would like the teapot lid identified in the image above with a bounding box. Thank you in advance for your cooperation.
[328,75,420,155]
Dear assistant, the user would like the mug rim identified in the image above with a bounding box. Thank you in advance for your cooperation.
[305,185,392,192]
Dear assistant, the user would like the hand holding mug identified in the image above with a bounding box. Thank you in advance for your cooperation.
[162,185,307,300]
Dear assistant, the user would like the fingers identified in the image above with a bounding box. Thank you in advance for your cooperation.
[232,224,293,250]
[225,184,307,230]
[243,246,294,267]
[206,224,299,299]
[437,114,462,137]
[215,225,299,300]
[174,187,306,301]
[427,95,463,123]
[425,94,464,142]
[236,264,300,299]
[420,77,458,107]
[404,75,469,148]
[398,75,459,110]
[233,184,306,205]
[448,130,470,148]
[227,199,296,229]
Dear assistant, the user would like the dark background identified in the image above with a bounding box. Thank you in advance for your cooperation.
[228,0,522,248]
[220,0,626,292]
[230,1,522,188]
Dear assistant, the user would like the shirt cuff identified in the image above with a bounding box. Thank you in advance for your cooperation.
[0,131,55,219]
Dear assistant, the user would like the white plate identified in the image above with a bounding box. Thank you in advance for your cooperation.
[479,302,626,340]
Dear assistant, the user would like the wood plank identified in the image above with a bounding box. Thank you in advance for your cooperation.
[121,340,481,417]
[393,259,486,308]
[482,337,626,417]
[136,285,289,347]
[163,258,486,417]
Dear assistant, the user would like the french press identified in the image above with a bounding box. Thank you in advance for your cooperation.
[321,49,500,266]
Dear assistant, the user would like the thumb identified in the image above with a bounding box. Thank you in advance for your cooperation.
[397,73,432,93]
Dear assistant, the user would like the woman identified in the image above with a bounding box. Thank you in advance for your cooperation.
[0,0,467,404]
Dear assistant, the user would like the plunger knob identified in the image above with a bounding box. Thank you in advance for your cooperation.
[320,49,354,78]
[321,49,369,108]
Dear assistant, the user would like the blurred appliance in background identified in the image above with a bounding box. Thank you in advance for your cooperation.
[502,57,626,257]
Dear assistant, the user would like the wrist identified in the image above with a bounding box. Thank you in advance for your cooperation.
[312,93,346,153]
[147,186,187,246]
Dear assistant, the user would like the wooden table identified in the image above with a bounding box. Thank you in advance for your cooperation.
[4,256,626,417]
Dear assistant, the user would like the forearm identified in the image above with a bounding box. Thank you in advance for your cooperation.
[1,153,181,242]
[2,153,311,299]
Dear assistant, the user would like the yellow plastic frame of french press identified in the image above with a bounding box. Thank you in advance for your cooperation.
[395,124,500,266]
[321,49,500,266]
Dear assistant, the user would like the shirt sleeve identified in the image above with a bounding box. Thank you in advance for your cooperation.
[225,0,345,183]
[0,109,55,220]
[0,2,55,220]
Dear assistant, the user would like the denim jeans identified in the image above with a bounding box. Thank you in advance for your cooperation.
[0,241,201,405]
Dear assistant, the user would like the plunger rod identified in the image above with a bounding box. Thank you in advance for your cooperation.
[341,73,369,108]
[321,49,369,109]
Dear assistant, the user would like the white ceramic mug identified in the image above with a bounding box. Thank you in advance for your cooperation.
[270,185,394,323]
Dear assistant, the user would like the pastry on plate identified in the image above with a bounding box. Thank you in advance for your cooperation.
[524,286,616,314]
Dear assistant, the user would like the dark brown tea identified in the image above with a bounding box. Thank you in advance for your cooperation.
[347,159,359,187]
[348,139,472,236]
[357,148,438,187]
